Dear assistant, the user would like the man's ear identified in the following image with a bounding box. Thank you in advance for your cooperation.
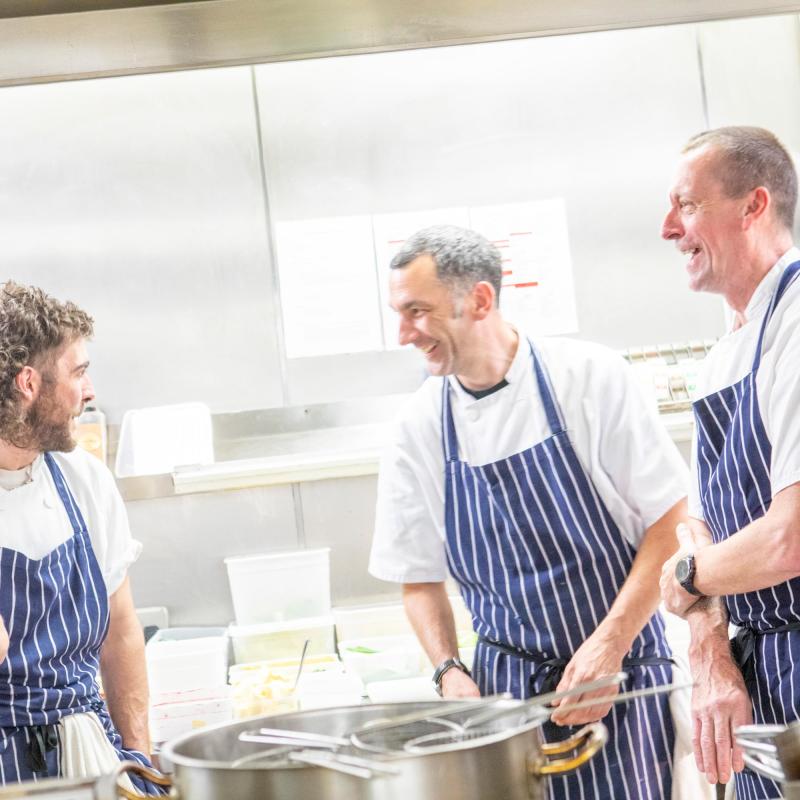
[742,186,770,230]
[14,366,40,404]
[471,281,497,320]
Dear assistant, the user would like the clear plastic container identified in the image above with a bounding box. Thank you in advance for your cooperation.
[228,615,336,665]
[224,548,331,625]
[146,627,228,699]
[338,635,427,685]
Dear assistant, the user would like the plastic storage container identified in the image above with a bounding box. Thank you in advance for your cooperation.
[114,402,214,478]
[146,627,228,699]
[227,654,358,718]
[224,548,331,626]
[338,635,427,685]
[149,687,233,743]
[333,595,474,642]
[228,615,336,665]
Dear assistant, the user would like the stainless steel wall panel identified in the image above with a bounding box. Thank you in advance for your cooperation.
[126,484,298,625]
[256,25,726,406]
[0,66,284,420]
[699,15,800,242]
[299,476,397,605]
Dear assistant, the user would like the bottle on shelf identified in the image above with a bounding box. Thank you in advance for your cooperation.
[76,405,108,464]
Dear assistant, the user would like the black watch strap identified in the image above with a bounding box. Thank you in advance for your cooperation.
[432,656,470,696]
[676,553,703,597]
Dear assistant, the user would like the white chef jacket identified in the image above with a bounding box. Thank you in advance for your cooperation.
[0,447,140,595]
[370,330,688,584]
[688,246,800,520]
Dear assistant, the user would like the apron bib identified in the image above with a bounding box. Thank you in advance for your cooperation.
[694,260,800,800]
[0,453,157,791]
[442,340,674,800]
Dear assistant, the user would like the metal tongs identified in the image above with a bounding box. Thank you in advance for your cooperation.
[349,672,629,752]
[235,727,400,779]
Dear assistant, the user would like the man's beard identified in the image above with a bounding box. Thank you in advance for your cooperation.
[18,384,77,453]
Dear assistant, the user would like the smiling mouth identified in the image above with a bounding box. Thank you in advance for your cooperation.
[419,343,437,355]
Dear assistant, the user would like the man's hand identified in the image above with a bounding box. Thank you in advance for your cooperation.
[440,666,481,698]
[549,629,627,726]
[686,602,752,785]
[660,523,704,618]
[0,615,8,664]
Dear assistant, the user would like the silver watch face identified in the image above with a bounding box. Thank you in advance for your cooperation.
[675,557,691,584]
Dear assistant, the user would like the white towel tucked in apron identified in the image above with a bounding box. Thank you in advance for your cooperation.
[59,712,139,794]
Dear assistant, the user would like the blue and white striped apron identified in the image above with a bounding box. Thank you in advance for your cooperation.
[0,453,157,791]
[442,341,674,800]
[694,260,800,800]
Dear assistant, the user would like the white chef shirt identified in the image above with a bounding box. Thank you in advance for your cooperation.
[688,246,800,520]
[0,447,140,595]
[370,330,689,584]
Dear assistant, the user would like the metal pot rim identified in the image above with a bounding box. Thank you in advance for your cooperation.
[162,700,549,770]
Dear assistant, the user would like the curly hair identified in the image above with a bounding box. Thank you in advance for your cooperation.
[0,281,93,444]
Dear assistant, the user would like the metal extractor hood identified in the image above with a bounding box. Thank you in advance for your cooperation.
[1,0,800,86]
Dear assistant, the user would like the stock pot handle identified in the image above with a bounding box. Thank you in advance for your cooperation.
[95,760,175,800]
[530,723,608,777]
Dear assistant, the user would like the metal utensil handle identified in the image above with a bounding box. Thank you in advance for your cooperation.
[735,724,786,739]
[464,671,628,730]
[321,752,402,775]
[97,760,174,800]
[743,752,786,783]
[351,694,509,739]
[258,727,351,746]
[288,750,374,779]
[734,737,779,756]
[531,723,608,777]
[547,681,693,715]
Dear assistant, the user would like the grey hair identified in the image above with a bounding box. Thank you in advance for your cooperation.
[683,126,797,231]
[390,224,502,304]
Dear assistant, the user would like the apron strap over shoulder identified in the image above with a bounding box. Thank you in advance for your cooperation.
[751,260,800,373]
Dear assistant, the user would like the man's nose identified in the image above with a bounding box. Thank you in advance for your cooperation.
[661,206,682,241]
[397,315,416,347]
[82,374,96,404]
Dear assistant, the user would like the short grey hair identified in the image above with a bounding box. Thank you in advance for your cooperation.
[390,224,503,304]
[683,126,797,231]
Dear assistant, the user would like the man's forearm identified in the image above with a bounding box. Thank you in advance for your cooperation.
[100,579,150,756]
[100,624,149,753]
[693,483,800,596]
[596,499,686,650]
[402,581,460,667]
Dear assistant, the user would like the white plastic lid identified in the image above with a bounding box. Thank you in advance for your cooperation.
[227,614,335,637]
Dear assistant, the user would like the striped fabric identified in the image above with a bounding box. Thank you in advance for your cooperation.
[0,453,157,791]
[694,260,800,800]
[442,341,674,800]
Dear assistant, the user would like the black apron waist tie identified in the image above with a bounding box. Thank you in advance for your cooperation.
[478,635,674,696]
[730,620,800,692]
[25,723,60,778]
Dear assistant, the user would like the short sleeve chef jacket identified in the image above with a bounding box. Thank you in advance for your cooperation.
[370,331,689,584]
[688,246,800,520]
[0,447,141,595]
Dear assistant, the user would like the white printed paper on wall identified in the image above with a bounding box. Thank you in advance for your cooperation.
[275,216,383,358]
[469,199,578,336]
[372,208,470,349]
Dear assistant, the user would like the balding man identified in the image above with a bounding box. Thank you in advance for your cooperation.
[661,126,800,799]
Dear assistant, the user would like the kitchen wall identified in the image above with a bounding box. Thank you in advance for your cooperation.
[2,15,799,623]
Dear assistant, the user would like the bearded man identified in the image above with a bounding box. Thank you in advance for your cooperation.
[0,281,161,792]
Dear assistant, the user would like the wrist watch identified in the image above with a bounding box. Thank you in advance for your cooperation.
[432,656,471,696]
[675,553,703,597]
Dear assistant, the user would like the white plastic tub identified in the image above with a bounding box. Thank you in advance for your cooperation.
[146,627,228,699]
[224,548,331,626]
[228,615,336,665]
[150,687,233,744]
[338,635,427,685]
